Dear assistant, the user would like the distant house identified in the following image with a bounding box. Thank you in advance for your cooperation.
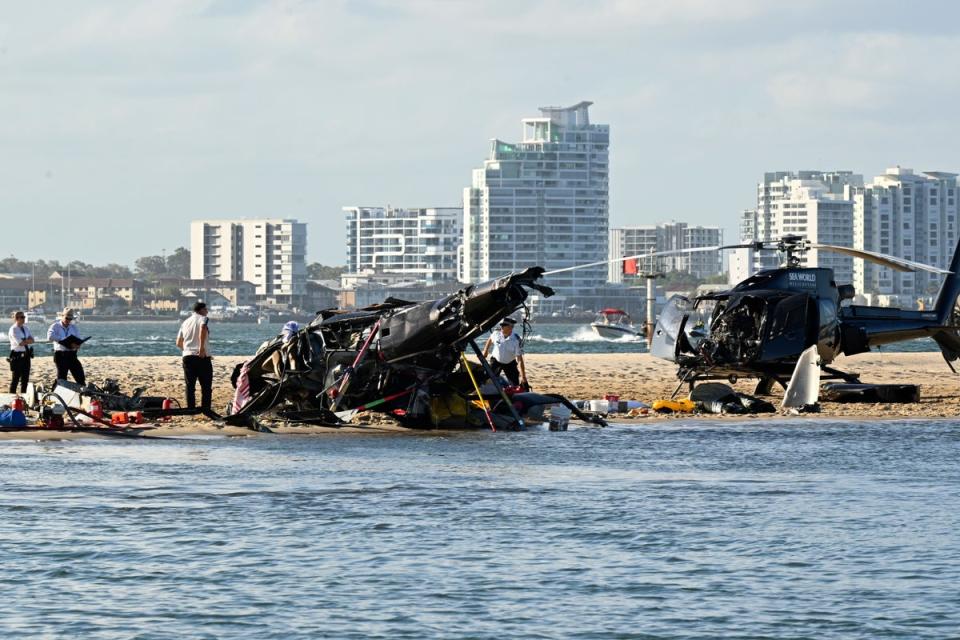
[151,278,257,308]
[44,273,144,310]
[180,290,233,309]
[0,278,31,311]
[304,281,339,313]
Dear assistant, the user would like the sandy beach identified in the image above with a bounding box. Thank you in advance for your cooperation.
[3,351,957,440]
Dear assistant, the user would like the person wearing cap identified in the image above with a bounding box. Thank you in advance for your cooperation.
[47,308,86,386]
[281,320,299,343]
[176,301,213,410]
[8,311,35,393]
[481,317,528,388]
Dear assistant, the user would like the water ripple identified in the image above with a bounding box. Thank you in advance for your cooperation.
[0,419,958,637]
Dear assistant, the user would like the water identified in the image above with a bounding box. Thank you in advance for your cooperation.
[27,321,940,357]
[0,419,958,637]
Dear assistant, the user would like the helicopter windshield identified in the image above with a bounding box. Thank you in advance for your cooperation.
[684,294,767,364]
[684,299,719,348]
[650,295,691,361]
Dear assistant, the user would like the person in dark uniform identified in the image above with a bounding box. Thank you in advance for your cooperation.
[7,311,35,394]
[481,317,528,388]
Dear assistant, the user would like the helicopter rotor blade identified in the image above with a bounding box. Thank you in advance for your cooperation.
[809,244,953,275]
[543,246,721,276]
[717,242,764,251]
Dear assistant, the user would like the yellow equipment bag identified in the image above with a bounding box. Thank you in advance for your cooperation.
[651,398,696,413]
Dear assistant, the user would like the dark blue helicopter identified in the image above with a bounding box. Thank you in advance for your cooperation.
[651,235,960,393]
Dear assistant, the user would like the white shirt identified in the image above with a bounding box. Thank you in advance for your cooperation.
[177,313,210,357]
[48,321,81,352]
[8,324,33,352]
[490,330,523,363]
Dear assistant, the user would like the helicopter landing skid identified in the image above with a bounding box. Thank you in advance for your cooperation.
[671,364,861,399]
[820,365,861,384]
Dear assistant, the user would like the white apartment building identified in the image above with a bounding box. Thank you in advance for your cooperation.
[608,222,723,283]
[741,171,862,285]
[190,219,307,304]
[344,206,461,284]
[462,101,609,293]
[851,167,959,302]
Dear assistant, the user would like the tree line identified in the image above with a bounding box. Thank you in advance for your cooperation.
[0,250,346,283]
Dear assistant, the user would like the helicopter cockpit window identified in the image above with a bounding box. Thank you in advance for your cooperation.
[761,294,812,361]
[767,295,808,341]
[684,299,719,347]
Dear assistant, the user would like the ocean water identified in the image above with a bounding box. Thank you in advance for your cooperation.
[24,321,939,357]
[0,418,958,638]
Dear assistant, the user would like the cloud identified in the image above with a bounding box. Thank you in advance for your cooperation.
[3,0,960,263]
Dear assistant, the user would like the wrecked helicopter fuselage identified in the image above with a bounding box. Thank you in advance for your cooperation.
[225,267,604,431]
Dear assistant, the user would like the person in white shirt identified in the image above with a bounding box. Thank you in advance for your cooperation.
[8,311,35,393]
[47,308,86,386]
[176,301,213,410]
[481,317,528,388]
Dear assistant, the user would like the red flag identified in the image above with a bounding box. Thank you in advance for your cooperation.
[623,258,638,275]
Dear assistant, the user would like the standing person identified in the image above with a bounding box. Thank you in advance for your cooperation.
[47,308,86,386]
[176,301,213,410]
[8,311,35,394]
[481,317,528,388]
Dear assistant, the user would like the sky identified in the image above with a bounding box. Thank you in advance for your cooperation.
[4,0,960,267]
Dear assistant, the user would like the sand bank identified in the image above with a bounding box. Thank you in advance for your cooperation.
[2,352,957,440]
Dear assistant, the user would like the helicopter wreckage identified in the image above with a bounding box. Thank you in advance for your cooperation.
[225,267,606,431]
[652,235,960,397]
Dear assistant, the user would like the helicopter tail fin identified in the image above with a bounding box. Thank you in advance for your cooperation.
[932,330,960,372]
[934,236,960,326]
[932,237,960,370]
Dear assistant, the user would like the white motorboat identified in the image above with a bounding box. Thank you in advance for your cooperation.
[590,308,640,339]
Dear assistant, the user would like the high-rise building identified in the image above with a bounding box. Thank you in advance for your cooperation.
[851,167,959,301]
[190,218,307,304]
[743,171,863,284]
[344,206,461,284]
[461,101,609,293]
[608,222,722,283]
[607,226,657,284]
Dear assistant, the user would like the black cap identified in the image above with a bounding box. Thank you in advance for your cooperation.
[193,301,207,313]
[500,317,517,326]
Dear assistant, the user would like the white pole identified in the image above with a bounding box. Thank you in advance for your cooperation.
[645,276,655,343]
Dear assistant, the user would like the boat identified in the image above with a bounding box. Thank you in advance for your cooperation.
[590,308,640,339]
[26,312,48,325]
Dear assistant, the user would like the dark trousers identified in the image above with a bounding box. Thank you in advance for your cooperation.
[53,350,86,386]
[8,353,30,393]
[183,356,214,410]
[490,358,521,386]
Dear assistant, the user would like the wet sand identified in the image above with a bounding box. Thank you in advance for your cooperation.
[3,352,957,439]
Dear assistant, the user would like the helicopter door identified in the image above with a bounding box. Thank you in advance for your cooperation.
[760,294,816,361]
[651,295,691,362]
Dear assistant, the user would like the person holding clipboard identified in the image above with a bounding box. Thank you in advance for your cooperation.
[47,307,88,386]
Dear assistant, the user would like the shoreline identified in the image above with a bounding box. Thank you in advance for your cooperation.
[2,352,956,441]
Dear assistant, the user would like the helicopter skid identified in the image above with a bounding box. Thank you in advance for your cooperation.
[673,363,861,398]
